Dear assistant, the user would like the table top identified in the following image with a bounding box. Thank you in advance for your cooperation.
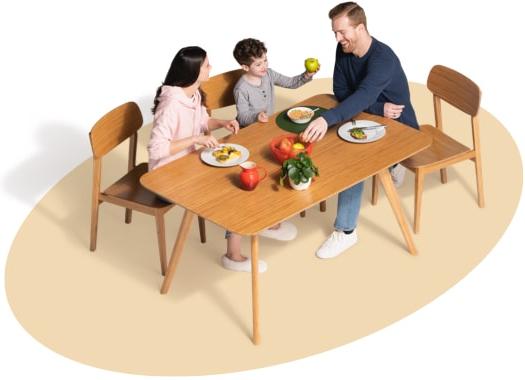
[141,94,431,235]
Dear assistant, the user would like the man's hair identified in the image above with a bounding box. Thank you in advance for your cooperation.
[328,2,367,29]
[233,38,267,66]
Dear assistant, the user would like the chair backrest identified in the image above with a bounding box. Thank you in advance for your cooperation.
[427,65,481,116]
[201,69,244,111]
[89,102,143,159]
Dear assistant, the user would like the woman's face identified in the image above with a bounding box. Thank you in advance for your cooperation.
[197,56,211,83]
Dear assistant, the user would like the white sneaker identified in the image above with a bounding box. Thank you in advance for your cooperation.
[221,254,267,273]
[316,230,358,259]
[258,221,297,241]
[390,164,406,188]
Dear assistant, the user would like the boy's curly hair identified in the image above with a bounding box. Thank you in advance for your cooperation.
[233,38,267,66]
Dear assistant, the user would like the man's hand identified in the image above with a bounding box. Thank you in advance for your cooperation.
[384,103,405,119]
[257,111,269,123]
[300,116,328,143]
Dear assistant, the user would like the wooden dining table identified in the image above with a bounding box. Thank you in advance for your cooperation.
[140,93,432,344]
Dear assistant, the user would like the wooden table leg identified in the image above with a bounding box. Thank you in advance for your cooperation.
[377,169,417,255]
[250,235,261,345]
[160,209,194,294]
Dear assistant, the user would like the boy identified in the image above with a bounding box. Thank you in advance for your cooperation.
[233,38,318,126]
[220,38,319,273]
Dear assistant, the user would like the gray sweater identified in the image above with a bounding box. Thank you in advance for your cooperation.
[233,68,311,127]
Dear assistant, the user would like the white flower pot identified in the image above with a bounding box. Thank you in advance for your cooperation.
[289,177,312,191]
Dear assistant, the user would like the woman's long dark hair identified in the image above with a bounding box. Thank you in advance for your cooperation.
[152,46,207,114]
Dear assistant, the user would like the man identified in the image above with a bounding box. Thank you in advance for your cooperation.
[301,2,419,259]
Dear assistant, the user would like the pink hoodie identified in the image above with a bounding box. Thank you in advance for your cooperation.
[148,85,209,171]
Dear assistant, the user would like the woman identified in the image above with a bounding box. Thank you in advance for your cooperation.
[148,46,266,273]
[148,46,238,170]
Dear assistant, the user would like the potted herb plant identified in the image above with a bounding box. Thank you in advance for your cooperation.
[279,152,319,190]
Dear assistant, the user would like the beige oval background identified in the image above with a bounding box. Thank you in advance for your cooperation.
[5,79,523,376]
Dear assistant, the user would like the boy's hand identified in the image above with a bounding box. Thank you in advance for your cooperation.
[257,112,269,123]
[223,119,239,134]
[304,63,321,79]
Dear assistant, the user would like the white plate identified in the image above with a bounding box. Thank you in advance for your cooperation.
[200,143,250,167]
[337,120,386,143]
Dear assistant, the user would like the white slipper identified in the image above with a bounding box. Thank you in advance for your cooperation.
[259,221,298,241]
[389,163,406,188]
[221,254,267,273]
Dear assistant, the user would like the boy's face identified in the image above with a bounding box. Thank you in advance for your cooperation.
[243,53,268,77]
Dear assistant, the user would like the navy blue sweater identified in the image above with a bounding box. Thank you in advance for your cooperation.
[322,37,419,130]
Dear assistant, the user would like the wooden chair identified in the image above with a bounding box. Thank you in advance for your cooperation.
[201,68,244,112]
[89,102,207,275]
[371,65,485,233]
[202,69,327,217]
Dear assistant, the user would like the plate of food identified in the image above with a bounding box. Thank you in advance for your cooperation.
[337,120,386,143]
[200,143,250,167]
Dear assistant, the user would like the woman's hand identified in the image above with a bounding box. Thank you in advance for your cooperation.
[196,134,219,148]
[384,103,405,119]
[223,119,239,134]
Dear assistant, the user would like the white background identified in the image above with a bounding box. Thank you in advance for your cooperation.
[1,1,524,379]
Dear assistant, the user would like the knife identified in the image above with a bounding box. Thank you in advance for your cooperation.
[348,124,386,131]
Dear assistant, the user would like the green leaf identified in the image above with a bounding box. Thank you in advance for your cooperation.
[303,167,314,178]
[291,171,301,185]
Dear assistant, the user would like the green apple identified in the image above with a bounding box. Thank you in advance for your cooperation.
[304,58,319,73]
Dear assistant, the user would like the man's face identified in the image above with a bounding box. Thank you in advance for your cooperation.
[244,53,268,77]
[332,15,360,54]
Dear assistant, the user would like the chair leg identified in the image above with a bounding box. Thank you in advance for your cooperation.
[125,208,132,224]
[198,216,206,243]
[474,156,485,208]
[300,210,306,217]
[320,201,327,212]
[440,168,448,184]
[154,211,168,276]
[371,174,379,205]
[414,170,424,234]
[90,200,100,251]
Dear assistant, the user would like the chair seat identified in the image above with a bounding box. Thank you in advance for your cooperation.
[402,124,472,169]
[103,162,172,209]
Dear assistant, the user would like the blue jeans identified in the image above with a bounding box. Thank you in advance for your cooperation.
[334,181,364,231]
